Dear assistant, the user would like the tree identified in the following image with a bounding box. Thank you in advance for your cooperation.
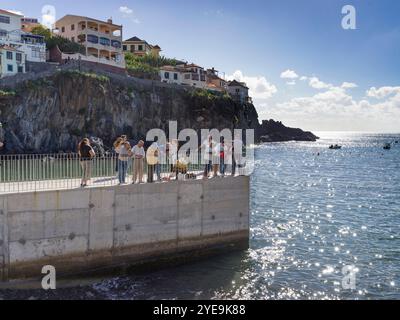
[30,25,52,42]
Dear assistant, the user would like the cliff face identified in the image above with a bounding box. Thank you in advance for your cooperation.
[0,71,259,154]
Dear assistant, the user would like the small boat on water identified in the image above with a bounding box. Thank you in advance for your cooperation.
[383,143,391,150]
[329,144,342,150]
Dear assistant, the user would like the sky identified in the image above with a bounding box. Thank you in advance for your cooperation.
[3,0,400,132]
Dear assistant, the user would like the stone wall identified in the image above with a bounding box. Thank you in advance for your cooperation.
[0,176,250,281]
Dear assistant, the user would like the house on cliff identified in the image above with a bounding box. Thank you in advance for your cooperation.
[123,36,161,57]
[206,68,227,92]
[0,9,46,64]
[227,80,251,104]
[0,45,26,77]
[160,63,207,88]
[54,15,125,70]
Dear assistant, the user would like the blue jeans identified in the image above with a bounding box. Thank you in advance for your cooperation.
[118,160,128,184]
[220,157,225,175]
[155,163,161,180]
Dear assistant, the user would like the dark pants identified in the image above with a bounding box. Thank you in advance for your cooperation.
[204,161,212,176]
[148,165,155,183]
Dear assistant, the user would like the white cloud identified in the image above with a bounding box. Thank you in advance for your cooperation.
[119,6,140,24]
[286,80,296,86]
[269,84,400,131]
[300,76,308,81]
[280,69,299,79]
[309,77,332,90]
[119,6,133,15]
[366,86,400,99]
[227,70,277,99]
[341,82,358,89]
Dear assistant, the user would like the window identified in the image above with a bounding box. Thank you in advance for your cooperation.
[16,53,22,62]
[123,45,127,51]
[184,74,190,80]
[71,37,75,42]
[164,72,170,79]
[138,45,143,51]
[87,34,99,44]
[6,51,12,60]
[100,37,110,46]
[71,24,75,31]
[7,65,13,72]
[236,89,240,93]
[0,29,7,37]
[0,15,11,24]
[32,47,40,58]
[111,40,121,48]
[130,45,135,52]
[174,73,178,80]
[18,66,23,73]
[61,26,65,33]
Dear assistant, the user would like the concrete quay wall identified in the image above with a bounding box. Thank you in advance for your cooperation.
[0,176,250,281]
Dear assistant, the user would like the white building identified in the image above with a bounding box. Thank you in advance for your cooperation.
[0,9,46,63]
[160,63,207,88]
[227,80,250,104]
[0,45,26,77]
[160,65,183,85]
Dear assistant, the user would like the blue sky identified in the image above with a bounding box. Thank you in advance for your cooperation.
[4,0,400,131]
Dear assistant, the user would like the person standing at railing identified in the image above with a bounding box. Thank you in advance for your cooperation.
[78,138,95,188]
[132,140,145,184]
[115,139,132,185]
[216,139,227,177]
[199,135,214,179]
[146,142,162,183]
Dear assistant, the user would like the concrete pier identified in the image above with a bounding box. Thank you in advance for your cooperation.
[0,176,250,281]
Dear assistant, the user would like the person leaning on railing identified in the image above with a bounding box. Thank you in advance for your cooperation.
[132,140,145,184]
[115,136,132,185]
[78,138,96,188]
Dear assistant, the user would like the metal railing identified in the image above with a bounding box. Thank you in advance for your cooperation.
[0,152,247,194]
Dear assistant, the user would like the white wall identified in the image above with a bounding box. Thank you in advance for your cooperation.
[0,12,22,36]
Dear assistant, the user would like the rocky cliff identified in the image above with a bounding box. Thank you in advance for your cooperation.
[0,70,317,154]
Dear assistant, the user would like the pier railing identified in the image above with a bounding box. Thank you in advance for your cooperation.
[0,152,247,194]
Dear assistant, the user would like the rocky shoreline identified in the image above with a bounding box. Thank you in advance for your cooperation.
[257,119,319,143]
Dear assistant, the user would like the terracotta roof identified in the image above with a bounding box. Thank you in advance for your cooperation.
[0,9,23,17]
[228,80,248,89]
[0,45,23,52]
[160,65,180,72]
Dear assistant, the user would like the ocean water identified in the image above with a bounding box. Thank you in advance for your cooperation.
[2,132,400,300]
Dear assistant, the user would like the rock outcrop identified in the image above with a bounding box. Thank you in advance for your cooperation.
[257,119,319,143]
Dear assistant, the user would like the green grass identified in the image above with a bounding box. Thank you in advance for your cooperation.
[58,70,110,83]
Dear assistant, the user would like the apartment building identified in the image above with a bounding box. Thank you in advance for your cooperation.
[55,15,125,69]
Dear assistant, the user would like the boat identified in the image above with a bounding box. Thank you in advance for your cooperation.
[329,144,342,150]
[383,143,391,150]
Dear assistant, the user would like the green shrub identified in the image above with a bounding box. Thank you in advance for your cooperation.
[31,26,85,54]
[125,53,181,78]
[0,89,16,97]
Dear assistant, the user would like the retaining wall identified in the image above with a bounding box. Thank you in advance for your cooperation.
[0,176,249,281]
